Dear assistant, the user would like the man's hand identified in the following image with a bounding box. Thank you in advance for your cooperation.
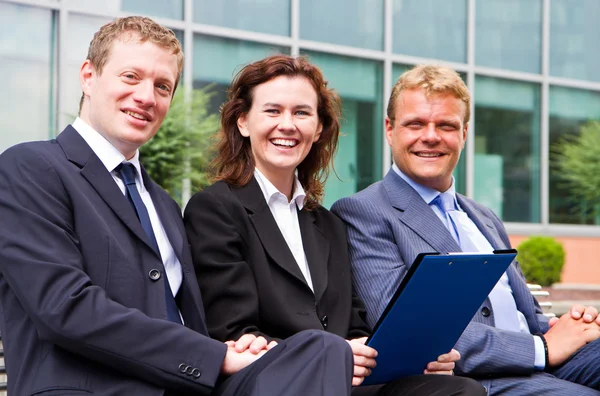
[220,345,267,376]
[424,349,460,375]
[549,304,600,328]
[347,337,377,386]
[544,312,600,367]
[224,334,278,355]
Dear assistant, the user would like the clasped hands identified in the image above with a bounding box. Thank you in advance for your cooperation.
[543,304,600,368]
[221,333,459,386]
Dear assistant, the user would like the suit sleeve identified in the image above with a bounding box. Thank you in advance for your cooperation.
[331,196,409,331]
[184,189,278,344]
[0,146,227,393]
[333,195,540,376]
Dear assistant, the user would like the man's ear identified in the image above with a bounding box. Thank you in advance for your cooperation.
[237,114,250,137]
[385,117,394,147]
[80,60,95,98]
[462,122,468,149]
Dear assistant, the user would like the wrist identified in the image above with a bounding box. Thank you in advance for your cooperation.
[535,333,549,370]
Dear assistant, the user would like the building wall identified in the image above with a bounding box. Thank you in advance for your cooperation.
[510,235,600,285]
[2,0,600,278]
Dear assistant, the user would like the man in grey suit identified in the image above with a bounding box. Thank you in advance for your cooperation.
[332,64,600,395]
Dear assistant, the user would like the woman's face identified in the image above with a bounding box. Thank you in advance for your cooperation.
[237,75,322,183]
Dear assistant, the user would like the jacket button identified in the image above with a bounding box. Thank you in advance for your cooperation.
[149,269,161,281]
[481,307,491,317]
[179,363,188,373]
[321,315,328,329]
[191,368,201,378]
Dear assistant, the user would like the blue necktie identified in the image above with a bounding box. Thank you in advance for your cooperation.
[117,163,182,324]
[434,192,522,332]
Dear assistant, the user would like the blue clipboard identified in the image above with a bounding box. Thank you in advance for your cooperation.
[362,249,517,386]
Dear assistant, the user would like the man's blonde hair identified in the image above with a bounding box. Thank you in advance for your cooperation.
[387,65,470,125]
[78,16,183,113]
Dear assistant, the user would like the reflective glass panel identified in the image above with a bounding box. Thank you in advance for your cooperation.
[549,86,600,225]
[474,76,541,223]
[193,35,289,112]
[194,0,289,36]
[302,51,383,207]
[550,0,600,82]
[392,0,467,63]
[0,3,55,153]
[475,0,541,73]
[300,0,383,50]
[391,64,467,194]
[65,0,183,19]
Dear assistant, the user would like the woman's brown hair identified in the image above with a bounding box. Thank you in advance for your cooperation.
[212,54,342,209]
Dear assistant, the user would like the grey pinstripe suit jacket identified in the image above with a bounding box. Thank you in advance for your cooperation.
[331,170,551,380]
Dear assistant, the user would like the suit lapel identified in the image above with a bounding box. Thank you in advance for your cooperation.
[57,126,156,255]
[298,209,328,301]
[233,178,310,288]
[383,170,460,254]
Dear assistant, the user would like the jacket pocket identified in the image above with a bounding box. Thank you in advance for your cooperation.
[30,387,93,396]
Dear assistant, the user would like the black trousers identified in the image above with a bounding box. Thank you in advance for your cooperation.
[213,329,353,396]
[353,374,487,396]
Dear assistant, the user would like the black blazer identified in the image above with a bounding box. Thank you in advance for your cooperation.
[0,126,227,395]
[183,178,370,343]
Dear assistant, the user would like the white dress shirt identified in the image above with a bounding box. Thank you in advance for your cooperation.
[254,168,314,292]
[72,118,183,299]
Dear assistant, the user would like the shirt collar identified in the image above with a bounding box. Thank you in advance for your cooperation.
[254,168,306,210]
[392,163,457,207]
[72,117,144,185]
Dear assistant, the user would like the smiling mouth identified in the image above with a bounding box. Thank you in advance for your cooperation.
[271,138,298,148]
[123,110,149,121]
[415,152,444,158]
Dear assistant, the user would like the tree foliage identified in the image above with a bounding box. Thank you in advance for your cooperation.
[140,87,219,204]
[517,236,565,286]
[553,120,600,221]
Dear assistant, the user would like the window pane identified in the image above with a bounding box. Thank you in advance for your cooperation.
[193,0,289,36]
[475,0,541,73]
[0,3,55,153]
[550,0,600,82]
[301,51,383,207]
[391,64,467,194]
[549,86,600,225]
[392,0,466,63]
[474,76,541,223]
[193,35,289,113]
[300,0,383,50]
[65,0,183,19]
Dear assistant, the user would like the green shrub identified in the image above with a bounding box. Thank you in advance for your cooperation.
[516,236,565,286]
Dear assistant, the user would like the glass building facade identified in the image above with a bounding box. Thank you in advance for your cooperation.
[2,0,600,238]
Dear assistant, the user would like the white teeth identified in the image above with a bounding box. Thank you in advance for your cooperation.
[124,110,147,121]
[271,138,297,147]
[417,152,442,157]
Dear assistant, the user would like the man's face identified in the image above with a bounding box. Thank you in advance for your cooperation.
[386,88,468,192]
[79,34,178,159]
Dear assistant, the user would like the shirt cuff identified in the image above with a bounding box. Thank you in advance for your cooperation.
[533,335,546,370]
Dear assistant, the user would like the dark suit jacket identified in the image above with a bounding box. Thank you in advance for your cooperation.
[183,178,370,343]
[0,126,227,395]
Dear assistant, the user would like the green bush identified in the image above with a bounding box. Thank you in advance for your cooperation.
[516,236,565,286]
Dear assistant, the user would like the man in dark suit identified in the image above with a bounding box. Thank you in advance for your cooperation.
[332,64,600,395]
[0,16,353,396]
